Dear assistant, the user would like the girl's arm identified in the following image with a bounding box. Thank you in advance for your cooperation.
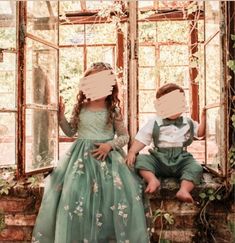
[59,115,77,137]
[59,96,77,137]
[107,110,129,149]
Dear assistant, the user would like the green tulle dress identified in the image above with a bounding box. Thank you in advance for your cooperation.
[32,108,150,243]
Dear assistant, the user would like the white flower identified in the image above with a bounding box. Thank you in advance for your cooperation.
[92,181,98,193]
[110,205,115,211]
[97,222,102,227]
[123,214,128,218]
[64,205,69,211]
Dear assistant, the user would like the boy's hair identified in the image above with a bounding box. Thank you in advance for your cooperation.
[156,83,184,99]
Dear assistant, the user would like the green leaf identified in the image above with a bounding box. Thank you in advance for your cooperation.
[231,34,235,41]
[207,189,214,195]
[163,213,174,225]
[209,195,215,201]
[199,192,207,199]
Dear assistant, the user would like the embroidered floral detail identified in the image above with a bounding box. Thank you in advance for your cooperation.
[110,205,115,211]
[117,203,128,224]
[113,173,123,189]
[92,180,98,193]
[64,205,69,211]
[31,237,40,243]
[74,198,84,217]
[136,195,141,201]
[96,213,103,227]
[84,151,88,158]
[73,158,85,175]
[69,212,73,220]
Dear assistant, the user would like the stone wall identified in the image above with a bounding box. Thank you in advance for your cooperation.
[0,173,234,243]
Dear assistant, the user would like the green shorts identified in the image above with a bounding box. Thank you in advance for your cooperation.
[135,147,203,185]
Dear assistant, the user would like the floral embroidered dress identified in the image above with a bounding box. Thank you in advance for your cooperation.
[32,108,150,243]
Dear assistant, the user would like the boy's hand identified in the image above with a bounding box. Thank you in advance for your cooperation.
[92,143,112,161]
[126,151,136,167]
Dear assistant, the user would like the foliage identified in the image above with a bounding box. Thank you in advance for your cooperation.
[0,210,5,232]
[152,201,174,243]
[227,34,235,73]
[193,185,232,243]
[227,34,235,172]
[0,168,43,196]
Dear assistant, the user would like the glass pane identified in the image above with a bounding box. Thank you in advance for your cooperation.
[139,90,155,112]
[139,22,156,43]
[26,38,58,106]
[0,113,15,165]
[205,107,221,171]
[139,46,155,66]
[159,45,189,66]
[139,67,156,89]
[0,53,16,108]
[157,21,189,43]
[60,1,82,13]
[59,141,74,159]
[159,66,189,87]
[0,1,16,49]
[198,20,204,43]
[25,109,58,172]
[86,24,116,44]
[87,46,115,68]
[139,1,154,8]
[60,48,83,117]
[59,25,84,45]
[86,1,113,10]
[27,1,58,44]
[205,33,220,104]
[205,1,220,40]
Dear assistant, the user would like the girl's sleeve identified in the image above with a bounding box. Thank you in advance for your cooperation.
[107,109,129,149]
[59,115,77,137]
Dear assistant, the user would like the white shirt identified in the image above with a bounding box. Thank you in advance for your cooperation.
[135,115,199,148]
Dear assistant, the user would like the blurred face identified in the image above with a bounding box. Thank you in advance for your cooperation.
[154,89,187,119]
[79,69,116,101]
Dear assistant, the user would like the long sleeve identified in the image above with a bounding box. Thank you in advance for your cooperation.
[59,115,77,137]
[107,110,129,150]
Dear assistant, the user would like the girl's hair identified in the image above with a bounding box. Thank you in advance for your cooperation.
[156,83,184,99]
[70,62,121,130]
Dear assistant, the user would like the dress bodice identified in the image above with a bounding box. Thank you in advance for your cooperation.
[77,109,114,140]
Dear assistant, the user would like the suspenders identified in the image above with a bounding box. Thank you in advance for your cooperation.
[152,118,194,148]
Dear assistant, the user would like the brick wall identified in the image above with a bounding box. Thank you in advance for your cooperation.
[0,174,234,243]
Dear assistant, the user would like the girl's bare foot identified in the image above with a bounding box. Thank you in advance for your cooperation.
[145,178,160,193]
[176,189,194,203]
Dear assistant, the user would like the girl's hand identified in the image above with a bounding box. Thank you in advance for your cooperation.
[59,96,65,119]
[126,151,136,167]
[92,143,112,161]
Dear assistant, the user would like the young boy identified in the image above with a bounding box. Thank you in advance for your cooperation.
[126,83,206,203]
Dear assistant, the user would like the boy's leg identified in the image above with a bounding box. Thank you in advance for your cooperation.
[175,153,203,203]
[176,180,195,203]
[139,170,160,193]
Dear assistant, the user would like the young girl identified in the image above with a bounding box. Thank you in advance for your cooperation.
[32,62,150,243]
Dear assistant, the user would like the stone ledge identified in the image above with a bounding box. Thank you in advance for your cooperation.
[149,172,225,201]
